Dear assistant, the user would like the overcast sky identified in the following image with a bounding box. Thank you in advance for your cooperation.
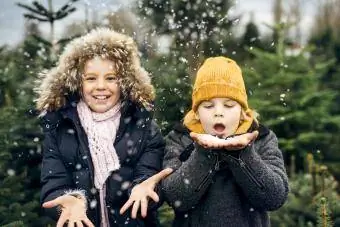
[0,0,317,47]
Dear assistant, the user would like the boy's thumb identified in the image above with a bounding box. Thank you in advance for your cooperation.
[251,130,259,140]
[189,132,199,140]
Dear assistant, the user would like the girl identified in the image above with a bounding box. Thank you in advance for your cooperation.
[162,57,289,227]
[36,28,171,227]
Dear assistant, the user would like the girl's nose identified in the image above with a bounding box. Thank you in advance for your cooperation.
[96,78,106,89]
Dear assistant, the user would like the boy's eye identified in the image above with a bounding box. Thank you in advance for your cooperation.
[224,100,236,107]
[202,102,213,108]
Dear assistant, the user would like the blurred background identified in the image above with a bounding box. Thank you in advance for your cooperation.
[0,0,339,226]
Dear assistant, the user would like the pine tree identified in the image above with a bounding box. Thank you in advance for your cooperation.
[316,198,333,226]
[308,5,340,183]
[143,55,191,133]
[243,24,340,172]
[270,155,340,226]
[240,17,263,59]
[17,0,80,60]
[135,0,238,76]
[0,47,47,226]
[0,2,81,225]
[241,13,262,51]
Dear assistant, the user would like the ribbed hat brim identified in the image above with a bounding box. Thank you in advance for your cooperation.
[192,82,248,111]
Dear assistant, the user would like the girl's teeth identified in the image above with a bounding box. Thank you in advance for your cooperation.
[95,96,107,100]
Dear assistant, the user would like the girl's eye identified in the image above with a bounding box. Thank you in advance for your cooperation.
[85,77,96,81]
[107,76,117,81]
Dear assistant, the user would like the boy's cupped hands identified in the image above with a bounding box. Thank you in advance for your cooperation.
[190,131,258,151]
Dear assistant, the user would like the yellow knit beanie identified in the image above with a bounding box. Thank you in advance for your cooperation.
[184,56,255,134]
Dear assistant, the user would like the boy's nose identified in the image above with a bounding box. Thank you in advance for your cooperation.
[214,105,224,117]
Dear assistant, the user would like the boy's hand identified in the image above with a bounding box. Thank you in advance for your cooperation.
[42,195,94,227]
[190,131,258,150]
[120,168,173,219]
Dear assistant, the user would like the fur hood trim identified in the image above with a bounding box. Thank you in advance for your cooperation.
[34,28,154,112]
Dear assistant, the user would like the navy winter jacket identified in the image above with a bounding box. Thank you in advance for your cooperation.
[40,100,165,227]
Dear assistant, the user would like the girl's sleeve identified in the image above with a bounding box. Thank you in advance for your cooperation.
[161,130,219,212]
[222,130,289,211]
[40,113,74,220]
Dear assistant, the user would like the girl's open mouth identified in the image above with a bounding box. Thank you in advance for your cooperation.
[93,95,110,100]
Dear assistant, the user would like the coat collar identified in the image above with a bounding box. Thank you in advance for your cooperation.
[59,98,151,123]
[58,96,152,143]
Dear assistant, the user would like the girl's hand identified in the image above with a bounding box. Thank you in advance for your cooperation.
[42,195,94,227]
[120,168,173,219]
[190,131,259,150]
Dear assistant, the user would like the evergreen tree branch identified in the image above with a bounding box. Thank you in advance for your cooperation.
[23,14,49,22]
[59,3,72,12]
[17,3,43,15]
[32,1,49,16]
[32,35,52,47]
[55,9,76,20]
[56,35,80,45]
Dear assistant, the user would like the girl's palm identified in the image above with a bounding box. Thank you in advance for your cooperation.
[120,168,173,219]
[43,195,94,227]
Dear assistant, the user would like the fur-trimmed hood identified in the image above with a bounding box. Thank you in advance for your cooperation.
[34,28,154,112]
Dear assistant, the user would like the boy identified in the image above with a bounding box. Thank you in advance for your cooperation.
[162,56,289,227]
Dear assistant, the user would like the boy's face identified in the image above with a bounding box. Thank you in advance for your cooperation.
[196,97,242,138]
[82,57,121,113]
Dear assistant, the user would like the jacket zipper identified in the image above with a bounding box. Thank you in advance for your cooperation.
[232,156,264,190]
[74,122,95,183]
[195,154,219,192]
[62,110,96,184]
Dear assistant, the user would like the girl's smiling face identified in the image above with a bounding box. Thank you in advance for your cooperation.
[82,57,121,113]
[196,97,242,138]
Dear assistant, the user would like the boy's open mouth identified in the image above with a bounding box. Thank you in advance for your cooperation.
[213,123,225,132]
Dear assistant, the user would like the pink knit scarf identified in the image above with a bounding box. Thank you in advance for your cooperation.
[77,100,121,190]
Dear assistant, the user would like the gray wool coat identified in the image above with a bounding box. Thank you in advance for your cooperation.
[162,124,289,227]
